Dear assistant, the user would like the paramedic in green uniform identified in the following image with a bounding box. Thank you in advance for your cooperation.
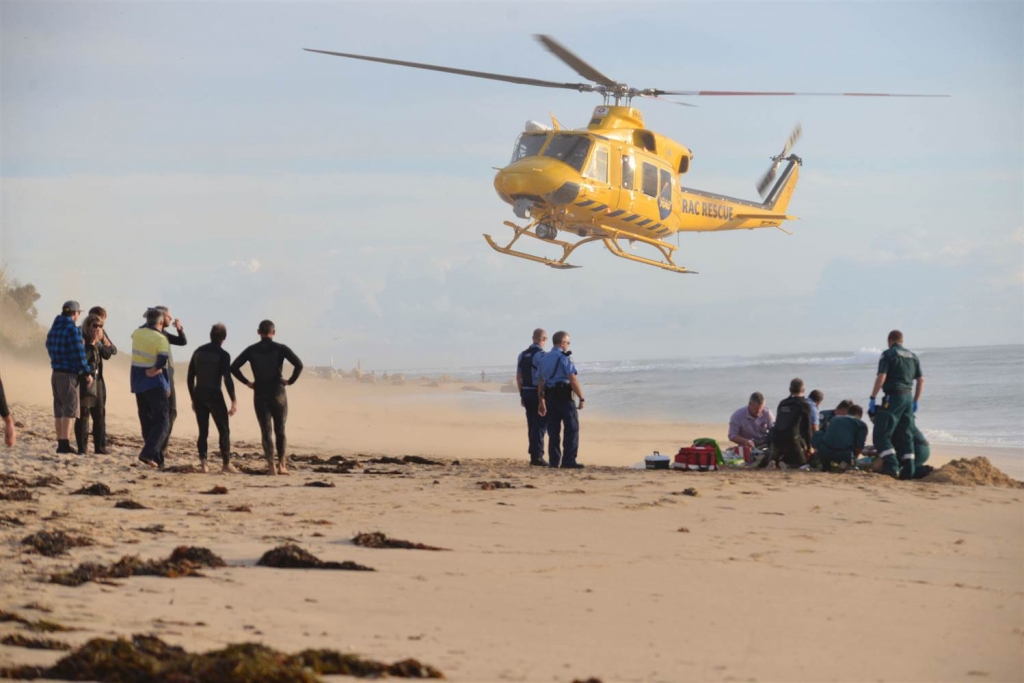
[869,330,924,480]
[814,404,868,472]
[895,424,933,479]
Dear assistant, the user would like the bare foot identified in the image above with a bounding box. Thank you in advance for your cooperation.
[277,462,290,475]
[140,458,159,469]
[222,463,238,474]
[200,461,210,474]
[266,463,278,476]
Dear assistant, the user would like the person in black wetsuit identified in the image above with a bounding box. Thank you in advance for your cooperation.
[153,306,187,459]
[230,320,303,475]
[0,378,15,447]
[187,323,239,473]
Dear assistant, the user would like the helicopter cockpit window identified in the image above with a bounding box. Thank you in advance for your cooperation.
[511,133,547,163]
[542,134,593,172]
[641,162,659,197]
[584,144,609,183]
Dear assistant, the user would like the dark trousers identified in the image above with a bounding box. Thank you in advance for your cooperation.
[521,391,545,462]
[136,388,170,467]
[194,389,230,465]
[90,378,108,451]
[254,390,288,462]
[74,396,100,454]
[762,439,807,468]
[545,397,579,468]
[159,384,177,457]
[872,394,915,479]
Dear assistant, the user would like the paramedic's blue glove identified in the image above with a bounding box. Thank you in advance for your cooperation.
[913,400,919,414]
[868,397,877,417]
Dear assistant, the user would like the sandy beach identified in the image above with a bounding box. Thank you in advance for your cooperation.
[1,355,1022,682]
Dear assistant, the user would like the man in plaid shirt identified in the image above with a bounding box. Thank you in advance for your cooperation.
[45,300,93,454]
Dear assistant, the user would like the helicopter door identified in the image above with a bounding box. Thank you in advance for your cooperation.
[616,152,636,216]
[630,159,662,231]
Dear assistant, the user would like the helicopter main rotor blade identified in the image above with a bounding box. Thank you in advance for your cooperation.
[304,48,597,92]
[641,94,698,108]
[651,89,949,98]
[534,35,618,88]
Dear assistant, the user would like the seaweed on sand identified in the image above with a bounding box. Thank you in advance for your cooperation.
[115,500,149,509]
[0,489,34,502]
[50,546,226,587]
[256,544,374,571]
[0,634,444,681]
[303,481,335,488]
[70,483,112,496]
[200,486,228,495]
[478,481,514,490]
[1,633,72,650]
[352,532,448,551]
[21,530,94,557]
[0,610,74,633]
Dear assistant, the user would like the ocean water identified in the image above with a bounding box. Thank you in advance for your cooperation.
[400,344,1024,452]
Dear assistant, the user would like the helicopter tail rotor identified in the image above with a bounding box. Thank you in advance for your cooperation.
[756,124,802,198]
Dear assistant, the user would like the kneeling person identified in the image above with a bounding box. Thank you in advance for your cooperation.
[814,404,868,472]
[187,323,238,473]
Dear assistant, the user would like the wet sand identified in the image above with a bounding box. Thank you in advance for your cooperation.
[1,357,1022,682]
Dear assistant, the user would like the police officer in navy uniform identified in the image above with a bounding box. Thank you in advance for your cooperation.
[516,328,548,466]
[869,329,924,480]
[537,330,585,469]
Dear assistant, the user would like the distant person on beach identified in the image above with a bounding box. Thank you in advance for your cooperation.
[231,320,303,476]
[130,308,172,469]
[813,404,867,472]
[807,389,824,433]
[0,378,15,447]
[85,306,116,454]
[728,392,774,451]
[188,323,239,474]
[74,314,104,455]
[759,378,813,469]
[537,330,585,469]
[818,399,853,433]
[516,328,548,466]
[154,306,187,460]
[869,330,924,480]
[45,300,92,454]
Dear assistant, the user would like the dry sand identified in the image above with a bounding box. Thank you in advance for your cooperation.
[1,356,1022,682]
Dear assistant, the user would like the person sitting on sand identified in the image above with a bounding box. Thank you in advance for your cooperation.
[0,378,15,447]
[818,399,853,433]
[807,389,824,433]
[728,392,774,451]
[230,320,303,475]
[187,323,239,474]
[130,308,172,469]
[813,404,868,472]
[758,378,813,470]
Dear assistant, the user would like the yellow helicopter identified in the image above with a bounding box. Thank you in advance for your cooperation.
[306,36,945,274]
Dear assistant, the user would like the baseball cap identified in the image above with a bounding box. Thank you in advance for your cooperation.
[61,300,82,313]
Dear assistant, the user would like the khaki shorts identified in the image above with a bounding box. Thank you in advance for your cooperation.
[51,371,80,418]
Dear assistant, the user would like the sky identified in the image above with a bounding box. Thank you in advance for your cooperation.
[2,1,1022,371]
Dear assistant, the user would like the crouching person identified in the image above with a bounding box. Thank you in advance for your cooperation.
[814,404,868,472]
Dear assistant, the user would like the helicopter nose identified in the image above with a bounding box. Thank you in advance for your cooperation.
[494,157,580,205]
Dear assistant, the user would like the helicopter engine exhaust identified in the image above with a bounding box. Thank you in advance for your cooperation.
[536,223,558,240]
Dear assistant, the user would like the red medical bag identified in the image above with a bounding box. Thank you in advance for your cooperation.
[672,445,718,471]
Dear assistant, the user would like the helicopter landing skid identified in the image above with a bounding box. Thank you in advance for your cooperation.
[484,221,696,274]
[484,221,603,270]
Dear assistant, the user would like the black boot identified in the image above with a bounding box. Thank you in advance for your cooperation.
[56,439,72,454]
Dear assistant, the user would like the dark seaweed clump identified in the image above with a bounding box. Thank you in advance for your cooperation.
[115,500,149,509]
[0,634,443,681]
[50,546,226,587]
[352,532,448,552]
[1,514,26,526]
[70,483,112,496]
[201,485,228,495]
[0,609,74,633]
[22,530,95,557]
[0,489,34,502]
[0,473,63,489]
[1,633,72,650]
[304,481,336,488]
[256,544,373,571]
[135,524,166,534]
[366,455,443,466]
[478,481,514,490]
[162,464,199,474]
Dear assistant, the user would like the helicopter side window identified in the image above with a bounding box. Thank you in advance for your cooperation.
[543,134,593,172]
[621,154,635,190]
[641,162,659,197]
[584,144,609,183]
[511,133,547,163]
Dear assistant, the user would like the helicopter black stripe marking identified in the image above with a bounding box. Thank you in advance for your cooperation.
[589,204,607,212]
[636,219,652,227]
[623,214,639,222]
[607,209,625,217]
[577,199,595,207]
